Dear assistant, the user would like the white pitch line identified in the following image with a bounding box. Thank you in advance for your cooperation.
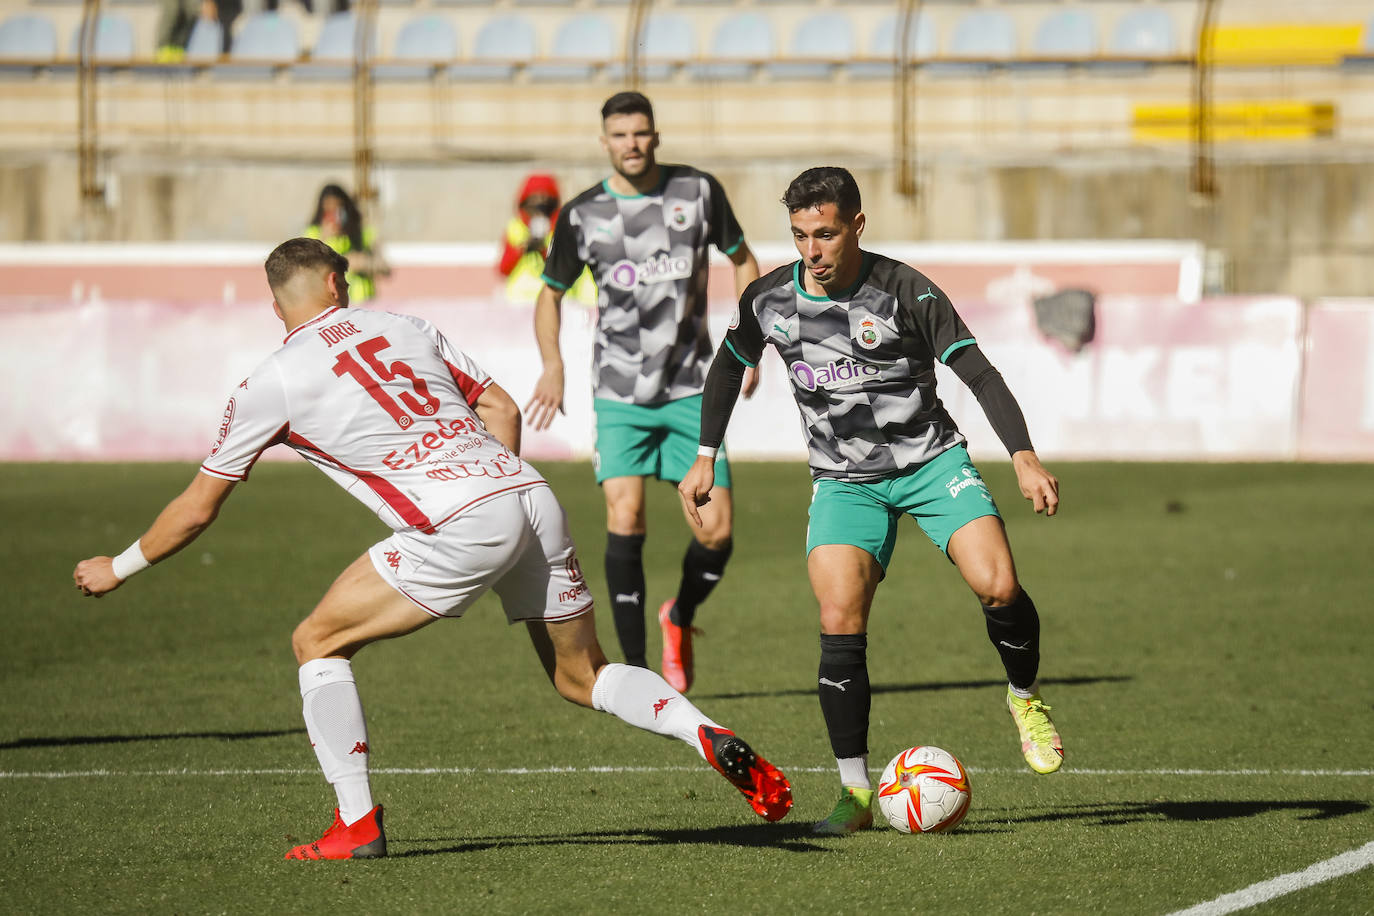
[1,765,1372,780]
[1164,840,1374,916]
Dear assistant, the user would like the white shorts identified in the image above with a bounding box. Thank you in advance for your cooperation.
[368,484,594,622]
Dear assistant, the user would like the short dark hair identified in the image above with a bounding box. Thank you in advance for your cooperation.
[781,167,862,217]
[265,237,349,294]
[601,91,655,127]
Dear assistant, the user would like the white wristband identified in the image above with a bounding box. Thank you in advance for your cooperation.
[697,445,719,460]
[110,541,150,581]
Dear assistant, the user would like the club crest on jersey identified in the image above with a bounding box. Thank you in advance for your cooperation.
[606,254,693,291]
[667,201,695,230]
[209,397,236,456]
[789,357,880,393]
[855,317,883,350]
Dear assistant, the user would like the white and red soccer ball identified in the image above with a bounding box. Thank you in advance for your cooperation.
[876,745,972,834]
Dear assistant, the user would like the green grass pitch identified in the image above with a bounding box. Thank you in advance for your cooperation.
[2,460,1372,915]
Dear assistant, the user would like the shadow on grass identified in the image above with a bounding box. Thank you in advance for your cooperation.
[695,674,1130,702]
[985,799,1370,827]
[395,821,831,857]
[0,728,305,750]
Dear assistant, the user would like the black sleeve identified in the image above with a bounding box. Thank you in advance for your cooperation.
[947,345,1035,456]
[540,205,584,290]
[700,278,768,447]
[698,343,749,449]
[703,171,746,257]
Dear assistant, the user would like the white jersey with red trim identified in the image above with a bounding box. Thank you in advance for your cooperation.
[201,306,546,534]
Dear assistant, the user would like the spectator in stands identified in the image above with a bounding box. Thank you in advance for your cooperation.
[155,0,240,60]
[305,184,390,303]
[498,173,593,306]
[264,0,349,14]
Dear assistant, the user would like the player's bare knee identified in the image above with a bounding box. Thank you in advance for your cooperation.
[694,528,732,552]
[976,575,1021,608]
[292,617,348,663]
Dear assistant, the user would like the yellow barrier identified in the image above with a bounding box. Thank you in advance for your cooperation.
[1205,23,1365,66]
[1133,100,1336,141]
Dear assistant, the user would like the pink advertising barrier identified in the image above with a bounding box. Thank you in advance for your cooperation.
[4,242,1367,462]
[1298,299,1374,460]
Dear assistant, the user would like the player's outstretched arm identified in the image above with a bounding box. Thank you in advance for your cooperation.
[727,244,763,400]
[1012,450,1059,517]
[475,382,522,456]
[526,284,566,431]
[73,472,237,598]
[677,456,717,528]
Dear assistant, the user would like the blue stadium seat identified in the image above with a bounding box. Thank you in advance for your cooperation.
[295,12,375,81]
[448,15,535,82]
[67,13,136,61]
[1031,9,1097,59]
[184,18,223,61]
[932,8,1014,74]
[630,13,694,82]
[769,13,853,81]
[374,15,458,81]
[217,12,299,80]
[528,14,614,81]
[0,13,58,65]
[1108,8,1177,57]
[851,11,935,80]
[690,12,773,81]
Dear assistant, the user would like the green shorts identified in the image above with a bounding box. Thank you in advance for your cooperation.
[593,395,731,488]
[806,445,1000,570]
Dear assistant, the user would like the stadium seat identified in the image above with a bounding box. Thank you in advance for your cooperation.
[184,18,223,61]
[0,13,58,68]
[448,15,535,82]
[931,8,1014,74]
[630,13,694,82]
[1031,9,1097,59]
[217,12,299,80]
[67,13,136,62]
[1108,8,1177,57]
[294,12,375,81]
[1023,8,1097,72]
[374,14,458,81]
[768,13,853,81]
[528,14,614,81]
[690,12,773,82]
[851,11,935,80]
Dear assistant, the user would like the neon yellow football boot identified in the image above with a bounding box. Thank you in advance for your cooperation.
[812,786,874,835]
[1007,688,1064,774]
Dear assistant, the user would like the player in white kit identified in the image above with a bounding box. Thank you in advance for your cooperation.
[72,238,792,860]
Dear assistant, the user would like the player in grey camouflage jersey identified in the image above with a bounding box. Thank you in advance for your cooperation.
[680,167,1066,835]
[527,92,760,693]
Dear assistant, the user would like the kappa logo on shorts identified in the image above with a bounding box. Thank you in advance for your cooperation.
[348,741,369,755]
[384,550,402,570]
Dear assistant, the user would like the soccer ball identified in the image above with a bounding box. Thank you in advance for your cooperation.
[876,745,972,834]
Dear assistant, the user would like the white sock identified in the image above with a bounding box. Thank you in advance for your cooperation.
[1009,680,1039,700]
[299,658,374,826]
[590,662,722,760]
[837,755,871,791]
